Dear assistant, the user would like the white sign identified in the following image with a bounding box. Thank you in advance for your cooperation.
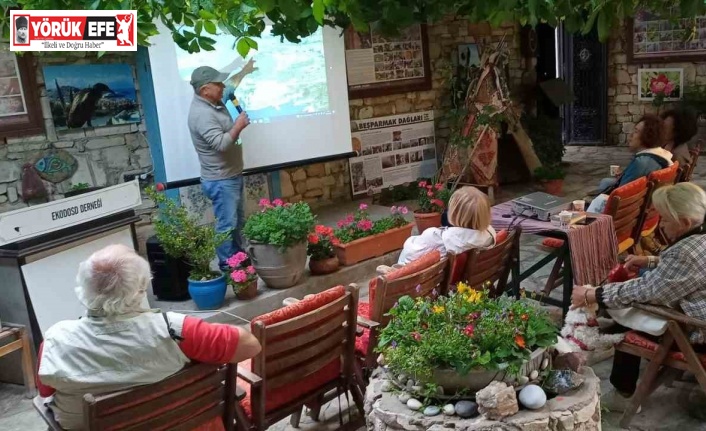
[349,111,437,195]
[10,10,137,52]
[0,180,142,246]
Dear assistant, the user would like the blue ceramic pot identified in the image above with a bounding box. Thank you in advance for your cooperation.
[188,274,226,310]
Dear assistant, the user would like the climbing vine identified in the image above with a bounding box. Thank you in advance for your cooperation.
[0,0,703,54]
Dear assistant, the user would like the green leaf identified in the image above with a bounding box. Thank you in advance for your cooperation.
[528,0,538,27]
[597,10,610,42]
[278,0,301,19]
[89,0,101,10]
[199,10,216,20]
[306,16,319,34]
[172,10,183,24]
[313,0,325,24]
[183,30,196,40]
[195,21,203,35]
[189,39,200,53]
[256,0,276,12]
[97,50,106,58]
[582,7,600,34]
[236,37,251,57]
[204,21,217,35]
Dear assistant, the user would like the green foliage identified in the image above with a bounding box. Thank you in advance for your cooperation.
[523,114,565,166]
[146,187,230,280]
[681,85,706,116]
[333,203,409,244]
[70,182,90,191]
[534,164,565,180]
[243,199,316,250]
[377,284,558,397]
[3,0,701,55]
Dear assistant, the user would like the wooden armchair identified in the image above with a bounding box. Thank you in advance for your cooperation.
[603,177,652,255]
[446,228,519,297]
[355,251,449,380]
[235,284,363,431]
[635,163,680,254]
[34,363,239,431]
[678,144,701,183]
[614,303,706,428]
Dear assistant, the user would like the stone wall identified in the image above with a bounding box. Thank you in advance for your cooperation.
[607,28,706,146]
[0,52,151,213]
[279,18,526,207]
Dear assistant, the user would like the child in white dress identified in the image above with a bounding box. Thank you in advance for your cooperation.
[397,186,496,265]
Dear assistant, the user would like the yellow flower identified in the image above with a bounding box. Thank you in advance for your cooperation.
[466,290,483,304]
[457,282,470,294]
[432,305,445,314]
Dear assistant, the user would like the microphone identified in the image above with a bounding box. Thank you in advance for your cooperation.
[230,93,243,114]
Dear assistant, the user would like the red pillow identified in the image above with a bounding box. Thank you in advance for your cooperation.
[252,285,345,329]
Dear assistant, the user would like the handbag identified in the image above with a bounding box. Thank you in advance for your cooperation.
[607,308,668,336]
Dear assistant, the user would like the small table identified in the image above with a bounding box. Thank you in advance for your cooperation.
[0,324,37,398]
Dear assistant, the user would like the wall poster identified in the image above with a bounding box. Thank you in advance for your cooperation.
[344,24,431,99]
[628,10,706,63]
[349,111,437,196]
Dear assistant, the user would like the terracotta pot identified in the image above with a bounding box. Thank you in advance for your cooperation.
[334,223,414,266]
[413,211,442,233]
[542,179,564,196]
[309,256,340,275]
[235,280,258,300]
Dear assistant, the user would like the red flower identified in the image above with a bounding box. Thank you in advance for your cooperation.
[411,332,422,341]
[650,73,675,96]
[431,199,444,208]
[520,313,529,321]
[434,183,443,190]
[427,191,434,197]
[308,234,319,244]
[418,181,427,188]
[464,324,475,337]
[315,225,328,235]
[515,334,526,349]
[331,238,341,246]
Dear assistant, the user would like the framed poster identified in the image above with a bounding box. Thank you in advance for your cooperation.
[637,68,683,102]
[0,48,43,138]
[345,24,431,99]
[627,10,706,64]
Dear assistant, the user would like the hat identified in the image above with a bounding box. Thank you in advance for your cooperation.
[190,66,229,91]
[15,16,28,29]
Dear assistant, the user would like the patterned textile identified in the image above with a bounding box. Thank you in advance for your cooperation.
[601,235,706,344]
[470,127,498,185]
[623,331,706,366]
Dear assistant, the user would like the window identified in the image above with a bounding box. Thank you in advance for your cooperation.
[0,46,43,138]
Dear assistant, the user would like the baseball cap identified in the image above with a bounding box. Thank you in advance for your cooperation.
[190,66,229,91]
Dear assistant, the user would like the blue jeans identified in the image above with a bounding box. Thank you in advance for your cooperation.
[201,176,245,269]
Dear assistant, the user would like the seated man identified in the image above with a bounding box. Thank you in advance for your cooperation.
[36,244,261,430]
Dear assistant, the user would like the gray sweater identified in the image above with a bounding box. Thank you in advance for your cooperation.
[187,95,243,180]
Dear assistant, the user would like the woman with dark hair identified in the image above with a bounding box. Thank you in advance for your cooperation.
[660,108,698,166]
[587,114,673,213]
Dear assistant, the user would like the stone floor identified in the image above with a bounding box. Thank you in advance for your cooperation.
[2,146,705,430]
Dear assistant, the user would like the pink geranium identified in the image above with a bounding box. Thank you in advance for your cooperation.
[399,206,409,215]
[272,198,284,207]
[359,203,368,211]
[246,265,256,275]
[357,219,373,231]
[230,270,248,283]
[258,198,272,208]
[226,251,249,268]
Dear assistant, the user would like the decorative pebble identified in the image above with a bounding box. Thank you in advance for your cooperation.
[442,404,456,416]
[541,358,549,370]
[398,373,408,384]
[381,381,392,392]
[455,400,479,418]
[406,379,415,390]
[436,385,445,395]
[407,398,423,411]
[423,406,441,416]
[518,385,547,410]
[377,354,386,365]
[518,376,529,386]
[529,370,539,380]
[411,385,423,393]
[398,392,411,404]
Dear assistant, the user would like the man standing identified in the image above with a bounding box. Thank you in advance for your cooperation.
[188,66,250,271]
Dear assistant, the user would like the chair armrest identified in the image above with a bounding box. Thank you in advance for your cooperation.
[236,366,263,387]
[356,315,380,330]
[235,385,247,401]
[633,303,706,330]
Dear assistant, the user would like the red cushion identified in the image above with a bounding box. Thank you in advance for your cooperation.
[496,229,509,244]
[355,302,372,356]
[237,358,341,418]
[641,163,679,234]
[369,250,441,303]
[450,230,508,283]
[604,177,648,243]
[623,331,706,366]
[542,237,564,249]
[251,285,346,329]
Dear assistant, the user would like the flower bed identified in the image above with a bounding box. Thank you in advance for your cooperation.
[334,204,413,265]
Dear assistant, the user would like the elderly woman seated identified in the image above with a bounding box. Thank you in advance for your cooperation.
[572,182,706,411]
[36,244,261,430]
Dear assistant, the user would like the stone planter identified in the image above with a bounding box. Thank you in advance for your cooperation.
[542,179,564,196]
[234,280,258,300]
[309,256,340,275]
[335,223,414,266]
[429,348,549,394]
[413,211,442,233]
[247,241,307,289]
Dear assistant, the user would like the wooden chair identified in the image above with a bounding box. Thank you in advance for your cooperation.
[355,252,449,380]
[679,143,701,183]
[0,324,36,398]
[603,177,652,255]
[33,363,238,431]
[235,285,363,431]
[634,163,680,255]
[613,303,706,428]
[446,228,520,297]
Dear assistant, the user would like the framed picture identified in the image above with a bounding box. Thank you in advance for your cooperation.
[42,63,140,130]
[627,10,706,64]
[345,24,431,99]
[0,48,43,138]
[637,68,683,101]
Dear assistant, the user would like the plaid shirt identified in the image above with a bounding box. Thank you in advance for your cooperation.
[601,234,706,344]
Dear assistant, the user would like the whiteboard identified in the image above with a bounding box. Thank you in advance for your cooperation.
[21,228,147,334]
[148,21,353,182]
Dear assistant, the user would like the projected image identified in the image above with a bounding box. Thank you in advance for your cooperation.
[176,26,330,122]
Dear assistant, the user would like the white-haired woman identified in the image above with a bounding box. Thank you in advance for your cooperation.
[36,244,261,430]
[572,182,706,411]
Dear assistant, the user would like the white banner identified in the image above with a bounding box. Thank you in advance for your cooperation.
[349,110,437,195]
[0,180,142,246]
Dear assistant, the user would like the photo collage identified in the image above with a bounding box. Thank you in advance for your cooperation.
[633,12,706,54]
[0,51,26,117]
[371,26,424,82]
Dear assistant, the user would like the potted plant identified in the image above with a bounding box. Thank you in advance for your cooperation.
[333,204,413,266]
[243,199,316,289]
[147,187,230,309]
[377,283,558,398]
[307,225,340,275]
[534,164,566,196]
[226,252,259,300]
[414,180,451,233]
